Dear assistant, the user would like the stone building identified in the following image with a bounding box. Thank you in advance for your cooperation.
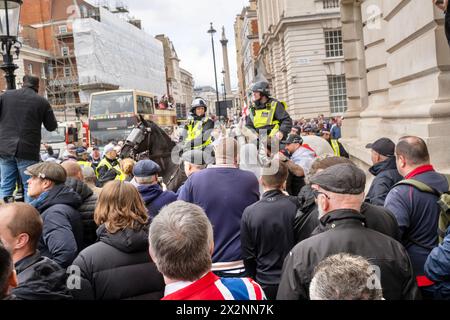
[339,0,450,173]
[179,68,194,120]
[234,0,260,107]
[253,0,346,120]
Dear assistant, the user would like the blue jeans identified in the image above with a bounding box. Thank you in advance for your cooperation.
[0,156,37,203]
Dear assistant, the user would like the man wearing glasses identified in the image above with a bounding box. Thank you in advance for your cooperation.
[277,163,419,300]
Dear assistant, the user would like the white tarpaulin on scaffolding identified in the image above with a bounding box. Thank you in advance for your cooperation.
[73,7,166,103]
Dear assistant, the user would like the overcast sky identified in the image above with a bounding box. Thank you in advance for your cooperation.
[87,0,248,90]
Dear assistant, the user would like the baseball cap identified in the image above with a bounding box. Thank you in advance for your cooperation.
[285,134,303,145]
[365,138,395,157]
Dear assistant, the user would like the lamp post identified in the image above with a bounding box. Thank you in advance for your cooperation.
[0,0,22,90]
[207,22,220,113]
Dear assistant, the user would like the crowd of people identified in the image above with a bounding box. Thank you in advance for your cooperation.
[1,75,450,301]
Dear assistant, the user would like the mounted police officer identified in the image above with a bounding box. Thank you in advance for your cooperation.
[245,81,293,144]
[181,98,215,151]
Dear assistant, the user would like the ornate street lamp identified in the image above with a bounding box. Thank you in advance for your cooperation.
[0,0,22,90]
[207,22,220,109]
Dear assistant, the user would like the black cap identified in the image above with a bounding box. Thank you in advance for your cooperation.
[365,138,395,157]
[285,134,303,145]
[309,163,366,195]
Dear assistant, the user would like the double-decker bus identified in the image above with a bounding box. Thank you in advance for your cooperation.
[88,90,177,146]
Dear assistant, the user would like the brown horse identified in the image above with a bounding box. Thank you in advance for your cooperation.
[120,118,187,192]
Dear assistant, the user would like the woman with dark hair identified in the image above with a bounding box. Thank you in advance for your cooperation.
[71,181,164,300]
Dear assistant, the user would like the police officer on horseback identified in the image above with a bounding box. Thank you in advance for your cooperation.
[181,98,215,151]
[246,81,293,143]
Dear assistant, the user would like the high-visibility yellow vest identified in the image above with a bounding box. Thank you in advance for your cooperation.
[251,100,287,137]
[186,119,212,149]
[330,139,341,157]
[95,158,125,181]
[77,161,92,169]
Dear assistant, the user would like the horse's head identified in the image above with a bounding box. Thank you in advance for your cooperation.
[120,116,176,161]
[120,120,152,160]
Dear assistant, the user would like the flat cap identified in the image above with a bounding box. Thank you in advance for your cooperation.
[133,160,161,177]
[25,162,67,184]
[309,163,366,195]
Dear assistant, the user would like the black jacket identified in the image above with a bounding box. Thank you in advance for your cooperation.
[12,251,72,300]
[365,157,403,206]
[35,184,83,268]
[294,185,400,243]
[241,190,297,288]
[71,224,165,300]
[0,87,57,161]
[277,209,420,300]
[65,178,98,247]
[246,98,293,138]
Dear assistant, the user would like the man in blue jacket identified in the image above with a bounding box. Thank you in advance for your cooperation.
[178,138,260,277]
[25,162,83,268]
[384,136,449,298]
[132,160,177,219]
[425,227,450,299]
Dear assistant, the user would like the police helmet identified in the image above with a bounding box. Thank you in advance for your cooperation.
[251,81,271,97]
[190,98,208,114]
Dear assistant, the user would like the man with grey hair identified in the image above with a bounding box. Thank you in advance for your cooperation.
[132,160,177,219]
[309,253,383,300]
[178,138,260,277]
[277,163,419,300]
[149,201,265,300]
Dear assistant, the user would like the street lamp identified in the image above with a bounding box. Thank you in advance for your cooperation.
[207,22,220,111]
[0,0,22,90]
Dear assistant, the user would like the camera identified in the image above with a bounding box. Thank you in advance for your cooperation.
[3,196,15,204]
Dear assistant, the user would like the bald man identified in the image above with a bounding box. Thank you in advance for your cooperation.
[62,162,98,247]
[0,203,71,300]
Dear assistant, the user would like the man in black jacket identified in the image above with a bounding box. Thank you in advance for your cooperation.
[241,160,297,299]
[0,75,57,203]
[365,138,402,205]
[62,161,98,248]
[277,163,420,300]
[25,162,83,268]
[0,203,71,300]
[294,156,399,243]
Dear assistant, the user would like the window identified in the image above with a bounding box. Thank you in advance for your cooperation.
[28,63,33,74]
[64,67,72,77]
[59,25,68,34]
[328,75,347,114]
[41,65,46,79]
[61,47,69,56]
[137,95,154,114]
[324,30,343,58]
[176,103,187,119]
[323,0,339,9]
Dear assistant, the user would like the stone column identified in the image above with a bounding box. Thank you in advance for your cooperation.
[340,0,368,139]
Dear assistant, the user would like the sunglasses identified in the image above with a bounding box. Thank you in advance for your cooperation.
[312,189,331,200]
